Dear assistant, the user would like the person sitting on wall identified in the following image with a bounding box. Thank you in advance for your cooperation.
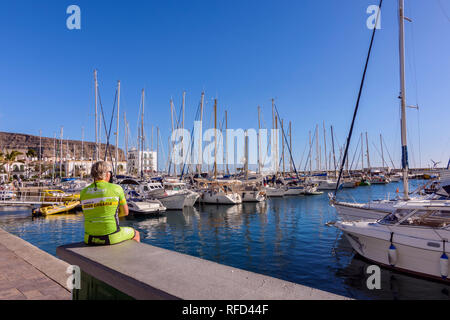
[80,161,140,245]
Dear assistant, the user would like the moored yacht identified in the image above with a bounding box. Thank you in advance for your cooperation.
[335,200,450,281]
[196,180,242,204]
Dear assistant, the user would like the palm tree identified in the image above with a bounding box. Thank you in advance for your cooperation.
[2,150,24,181]
[26,149,37,160]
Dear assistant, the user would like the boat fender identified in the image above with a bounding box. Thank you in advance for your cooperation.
[441,241,449,279]
[388,232,397,266]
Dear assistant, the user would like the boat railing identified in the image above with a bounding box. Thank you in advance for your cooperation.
[0,189,77,205]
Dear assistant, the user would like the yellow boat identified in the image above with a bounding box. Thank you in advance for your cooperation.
[41,189,80,202]
[33,200,80,216]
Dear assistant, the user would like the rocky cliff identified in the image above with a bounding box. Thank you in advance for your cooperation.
[0,131,125,161]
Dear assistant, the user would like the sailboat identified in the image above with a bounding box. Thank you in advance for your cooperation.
[196,99,243,205]
[334,0,450,281]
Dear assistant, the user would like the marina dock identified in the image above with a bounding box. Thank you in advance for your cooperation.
[0,228,70,300]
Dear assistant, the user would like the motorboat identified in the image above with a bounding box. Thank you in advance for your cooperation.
[32,200,80,217]
[142,181,199,210]
[163,180,200,207]
[332,0,450,282]
[125,190,166,214]
[331,181,450,221]
[335,200,450,281]
[118,179,166,214]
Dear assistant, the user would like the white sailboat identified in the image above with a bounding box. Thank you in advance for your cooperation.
[197,181,243,204]
[335,0,450,282]
[264,186,287,197]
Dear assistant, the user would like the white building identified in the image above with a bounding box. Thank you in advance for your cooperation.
[63,160,127,178]
[127,148,157,175]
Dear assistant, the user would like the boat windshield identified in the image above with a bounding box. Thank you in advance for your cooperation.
[381,209,450,228]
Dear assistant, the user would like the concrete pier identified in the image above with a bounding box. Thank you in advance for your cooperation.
[57,240,349,300]
[0,228,70,300]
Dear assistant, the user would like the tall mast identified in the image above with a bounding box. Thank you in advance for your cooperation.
[281,119,285,175]
[289,121,292,173]
[274,114,278,174]
[315,124,319,171]
[361,132,364,172]
[170,98,176,176]
[39,130,42,184]
[225,110,228,175]
[181,91,186,171]
[258,106,261,174]
[309,130,312,175]
[380,133,385,169]
[60,126,63,178]
[399,0,409,199]
[323,121,327,172]
[52,132,56,182]
[115,80,120,172]
[141,89,145,178]
[94,70,99,161]
[331,125,337,175]
[272,99,277,175]
[198,92,204,175]
[365,132,371,172]
[157,126,160,173]
[99,113,102,159]
[244,129,249,180]
[124,112,128,167]
[213,99,217,179]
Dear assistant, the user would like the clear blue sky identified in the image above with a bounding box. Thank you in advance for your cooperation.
[0,0,449,169]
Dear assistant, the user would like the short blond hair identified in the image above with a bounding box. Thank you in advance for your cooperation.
[91,161,112,181]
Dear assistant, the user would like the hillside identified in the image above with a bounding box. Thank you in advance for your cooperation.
[0,131,125,161]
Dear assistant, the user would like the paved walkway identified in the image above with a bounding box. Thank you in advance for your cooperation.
[0,228,71,300]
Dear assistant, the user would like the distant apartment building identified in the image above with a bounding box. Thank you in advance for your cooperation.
[127,148,157,175]
[63,160,127,177]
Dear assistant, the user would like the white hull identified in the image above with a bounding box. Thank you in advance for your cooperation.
[342,181,356,188]
[128,200,166,214]
[313,180,341,190]
[157,191,199,210]
[371,177,391,184]
[332,195,436,222]
[336,220,450,281]
[184,190,200,207]
[265,187,285,197]
[333,201,392,221]
[241,190,266,202]
[284,186,304,196]
[199,190,242,204]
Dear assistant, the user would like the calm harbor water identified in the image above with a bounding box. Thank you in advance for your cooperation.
[1,180,449,300]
